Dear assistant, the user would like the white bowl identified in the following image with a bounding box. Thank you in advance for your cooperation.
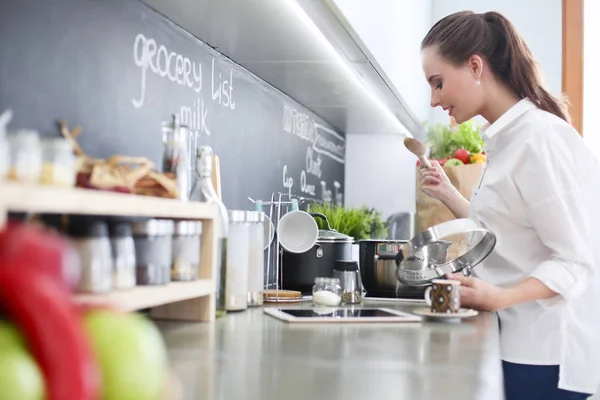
[277,210,319,254]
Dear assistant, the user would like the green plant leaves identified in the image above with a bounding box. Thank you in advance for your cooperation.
[308,203,388,240]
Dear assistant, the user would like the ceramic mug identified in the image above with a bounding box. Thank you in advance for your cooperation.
[424,279,461,313]
[277,201,318,254]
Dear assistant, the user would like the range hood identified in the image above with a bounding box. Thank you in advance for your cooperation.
[141,0,424,138]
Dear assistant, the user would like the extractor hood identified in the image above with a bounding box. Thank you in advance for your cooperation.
[140,0,424,138]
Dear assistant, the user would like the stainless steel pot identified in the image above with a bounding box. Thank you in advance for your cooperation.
[395,219,496,286]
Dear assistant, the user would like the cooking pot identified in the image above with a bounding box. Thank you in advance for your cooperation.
[358,240,418,295]
[281,213,354,293]
[394,219,496,286]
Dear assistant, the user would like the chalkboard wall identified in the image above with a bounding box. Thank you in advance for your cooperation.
[0,0,345,210]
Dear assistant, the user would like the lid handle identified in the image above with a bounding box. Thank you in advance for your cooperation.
[310,212,333,231]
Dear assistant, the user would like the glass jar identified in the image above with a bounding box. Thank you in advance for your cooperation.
[7,130,42,183]
[132,219,174,285]
[109,222,136,290]
[246,211,265,307]
[162,115,190,201]
[172,220,202,281]
[225,210,250,311]
[40,138,76,187]
[312,277,342,306]
[333,261,362,304]
[68,217,113,294]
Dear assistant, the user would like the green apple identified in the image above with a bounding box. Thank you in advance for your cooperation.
[83,310,168,400]
[444,158,464,167]
[0,319,26,349]
[0,343,45,400]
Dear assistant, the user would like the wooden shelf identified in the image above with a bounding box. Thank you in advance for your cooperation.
[1,182,218,219]
[0,182,219,322]
[75,280,214,312]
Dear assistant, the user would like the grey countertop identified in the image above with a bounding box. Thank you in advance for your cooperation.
[157,299,504,400]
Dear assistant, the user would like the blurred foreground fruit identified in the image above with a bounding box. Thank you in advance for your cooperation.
[0,319,26,349]
[83,309,168,400]
[0,345,45,400]
[0,266,100,400]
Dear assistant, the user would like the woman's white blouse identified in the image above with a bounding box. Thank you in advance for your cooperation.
[469,98,600,393]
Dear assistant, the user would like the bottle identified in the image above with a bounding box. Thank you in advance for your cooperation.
[190,145,229,317]
[162,114,190,201]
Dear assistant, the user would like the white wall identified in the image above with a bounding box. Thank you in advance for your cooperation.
[430,0,562,125]
[344,134,417,216]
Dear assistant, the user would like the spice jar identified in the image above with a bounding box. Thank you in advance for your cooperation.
[133,219,174,285]
[172,220,202,281]
[225,210,250,311]
[333,261,362,304]
[7,130,42,183]
[109,222,136,290]
[312,277,342,306]
[68,218,113,294]
[246,211,265,307]
[40,138,76,187]
[162,115,190,201]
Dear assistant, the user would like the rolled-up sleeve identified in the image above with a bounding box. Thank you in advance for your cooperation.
[513,130,595,307]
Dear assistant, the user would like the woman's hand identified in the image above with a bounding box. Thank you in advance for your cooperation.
[446,273,507,311]
[419,161,455,201]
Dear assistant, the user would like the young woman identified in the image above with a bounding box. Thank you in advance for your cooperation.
[419,11,600,400]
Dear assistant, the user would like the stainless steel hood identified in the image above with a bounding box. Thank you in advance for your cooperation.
[140,0,424,138]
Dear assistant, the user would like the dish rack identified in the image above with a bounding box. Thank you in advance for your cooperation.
[249,192,316,302]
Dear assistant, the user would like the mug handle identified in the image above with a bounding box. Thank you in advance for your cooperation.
[424,286,432,307]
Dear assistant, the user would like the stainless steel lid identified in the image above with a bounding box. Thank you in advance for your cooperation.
[228,210,247,223]
[396,219,496,286]
[317,229,354,243]
[174,221,203,236]
[133,219,174,236]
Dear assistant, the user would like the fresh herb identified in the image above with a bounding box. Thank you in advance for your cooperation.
[307,203,387,240]
[424,120,484,160]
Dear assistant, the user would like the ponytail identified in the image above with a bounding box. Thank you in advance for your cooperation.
[422,11,571,124]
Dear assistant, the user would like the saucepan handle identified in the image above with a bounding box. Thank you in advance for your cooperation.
[374,250,404,265]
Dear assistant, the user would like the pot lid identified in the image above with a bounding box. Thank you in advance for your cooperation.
[318,228,353,241]
[396,219,496,286]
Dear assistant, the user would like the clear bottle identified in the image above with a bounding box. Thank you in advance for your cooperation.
[225,210,250,311]
[162,114,190,201]
[7,130,42,183]
[40,138,76,187]
[190,145,229,317]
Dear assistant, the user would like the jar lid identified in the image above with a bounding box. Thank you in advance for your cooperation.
[335,260,359,271]
[245,211,265,223]
[132,219,174,236]
[109,222,133,238]
[68,217,109,238]
[41,138,74,152]
[314,277,340,284]
[174,221,203,235]
[8,130,40,146]
[228,210,246,223]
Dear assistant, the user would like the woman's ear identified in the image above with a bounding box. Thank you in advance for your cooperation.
[468,55,484,82]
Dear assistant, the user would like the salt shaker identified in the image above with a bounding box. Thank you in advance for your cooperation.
[333,261,362,304]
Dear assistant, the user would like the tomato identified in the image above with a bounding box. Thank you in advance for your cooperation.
[453,148,471,164]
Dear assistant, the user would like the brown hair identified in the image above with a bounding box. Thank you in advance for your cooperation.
[422,11,571,124]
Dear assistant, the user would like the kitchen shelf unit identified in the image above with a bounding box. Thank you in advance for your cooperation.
[0,182,220,322]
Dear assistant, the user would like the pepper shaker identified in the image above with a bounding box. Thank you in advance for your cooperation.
[333,261,362,304]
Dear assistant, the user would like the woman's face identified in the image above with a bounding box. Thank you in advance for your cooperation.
[421,46,483,124]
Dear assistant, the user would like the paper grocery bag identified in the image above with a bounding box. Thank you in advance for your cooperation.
[415,163,485,233]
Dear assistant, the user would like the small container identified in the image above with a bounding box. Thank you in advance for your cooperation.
[7,130,42,183]
[333,261,362,304]
[162,115,190,201]
[246,211,265,307]
[312,277,342,306]
[172,220,202,281]
[40,138,76,187]
[109,222,136,290]
[133,219,174,285]
[69,218,113,294]
[225,210,250,311]
[0,136,8,180]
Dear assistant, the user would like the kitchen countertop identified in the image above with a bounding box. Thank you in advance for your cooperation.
[156,299,504,400]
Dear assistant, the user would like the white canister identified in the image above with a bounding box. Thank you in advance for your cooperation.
[246,211,265,306]
[225,210,250,311]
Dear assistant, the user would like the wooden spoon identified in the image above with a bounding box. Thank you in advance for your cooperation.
[404,137,432,168]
